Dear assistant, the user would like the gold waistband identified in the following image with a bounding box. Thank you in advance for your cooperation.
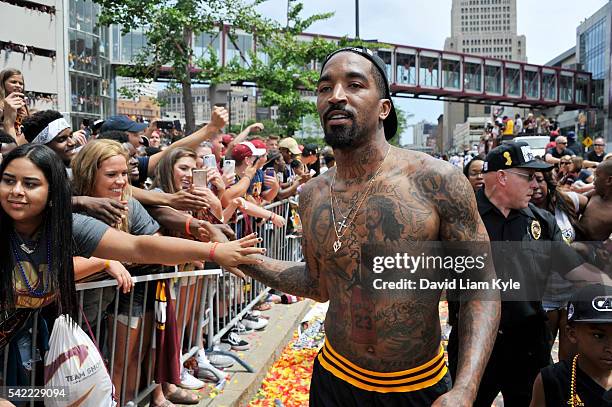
[317,340,448,393]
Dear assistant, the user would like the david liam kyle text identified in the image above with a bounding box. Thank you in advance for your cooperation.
[372,278,520,291]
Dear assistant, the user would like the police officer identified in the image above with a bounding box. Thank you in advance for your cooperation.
[448,141,612,407]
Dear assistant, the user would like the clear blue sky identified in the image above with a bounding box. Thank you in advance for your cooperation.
[256,0,610,142]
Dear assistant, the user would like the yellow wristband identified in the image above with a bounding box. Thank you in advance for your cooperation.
[104,260,111,269]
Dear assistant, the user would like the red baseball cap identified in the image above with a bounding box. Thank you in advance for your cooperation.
[232,141,267,161]
[222,134,234,146]
[251,139,267,151]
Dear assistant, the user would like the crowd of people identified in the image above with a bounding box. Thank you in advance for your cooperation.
[443,109,611,183]
[0,67,332,407]
[483,112,560,142]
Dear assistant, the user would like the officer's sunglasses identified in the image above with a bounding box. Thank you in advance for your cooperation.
[502,170,537,182]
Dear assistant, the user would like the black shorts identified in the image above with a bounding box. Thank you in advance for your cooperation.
[309,341,451,407]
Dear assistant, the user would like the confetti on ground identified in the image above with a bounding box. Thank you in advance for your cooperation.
[248,304,327,407]
[248,331,318,407]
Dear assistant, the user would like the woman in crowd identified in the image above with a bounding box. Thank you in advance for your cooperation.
[530,170,587,361]
[301,144,320,176]
[559,156,593,188]
[0,69,28,143]
[152,147,228,385]
[152,147,222,222]
[463,156,485,192]
[71,140,212,405]
[524,113,536,134]
[555,155,573,185]
[71,139,168,403]
[0,143,262,405]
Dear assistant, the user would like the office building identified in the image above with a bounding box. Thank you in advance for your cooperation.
[1,0,112,129]
[443,0,527,152]
[116,77,157,99]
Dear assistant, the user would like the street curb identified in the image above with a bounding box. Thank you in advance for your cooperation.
[204,299,314,407]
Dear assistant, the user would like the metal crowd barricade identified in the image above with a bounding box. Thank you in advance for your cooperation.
[0,198,302,407]
[211,199,296,343]
[75,268,223,407]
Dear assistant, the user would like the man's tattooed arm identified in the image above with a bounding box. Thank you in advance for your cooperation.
[422,163,501,402]
[238,255,326,302]
[239,181,328,302]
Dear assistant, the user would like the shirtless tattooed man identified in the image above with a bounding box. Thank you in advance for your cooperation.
[239,47,501,406]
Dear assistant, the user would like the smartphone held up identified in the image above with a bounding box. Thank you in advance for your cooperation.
[192,169,207,187]
[223,159,235,175]
[203,154,217,169]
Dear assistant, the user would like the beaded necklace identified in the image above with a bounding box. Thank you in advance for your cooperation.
[9,225,52,298]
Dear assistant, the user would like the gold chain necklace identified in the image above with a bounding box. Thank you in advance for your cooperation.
[329,146,391,253]
[569,354,581,407]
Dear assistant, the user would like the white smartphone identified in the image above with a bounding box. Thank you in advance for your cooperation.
[223,159,235,175]
[309,169,316,176]
[203,154,217,168]
[192,169,207,187]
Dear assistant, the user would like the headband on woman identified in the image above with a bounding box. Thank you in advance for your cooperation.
[31,118,71,145]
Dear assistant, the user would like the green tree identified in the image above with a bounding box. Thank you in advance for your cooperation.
[95,0,271,134]
[388,105,408,147]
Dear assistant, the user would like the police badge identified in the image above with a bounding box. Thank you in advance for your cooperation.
[530,220,541,240]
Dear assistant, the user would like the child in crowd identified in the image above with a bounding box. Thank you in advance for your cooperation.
[530,284,612,407]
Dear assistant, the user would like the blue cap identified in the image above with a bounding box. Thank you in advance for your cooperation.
[100,116,147,133]
[567,131,576,140]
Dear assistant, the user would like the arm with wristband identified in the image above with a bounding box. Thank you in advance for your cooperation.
[146,205,228,242]
[91,228,265,278]
[73,256,134,293]
[228,197,286,228]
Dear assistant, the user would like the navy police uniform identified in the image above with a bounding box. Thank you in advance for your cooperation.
[448,142,585,407]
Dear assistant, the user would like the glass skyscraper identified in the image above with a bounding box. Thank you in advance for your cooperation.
[67,0,112,129]
[577,1,612,143]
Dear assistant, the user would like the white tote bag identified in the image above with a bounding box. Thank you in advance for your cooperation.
[44,315,115,407]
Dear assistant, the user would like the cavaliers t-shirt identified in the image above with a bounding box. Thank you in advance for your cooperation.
[11,214,110,309]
